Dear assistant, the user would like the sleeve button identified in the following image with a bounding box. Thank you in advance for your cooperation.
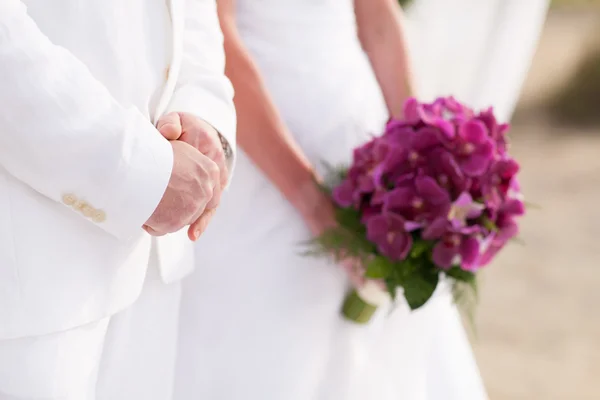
[92,210,106,223]
[62,194,77,206]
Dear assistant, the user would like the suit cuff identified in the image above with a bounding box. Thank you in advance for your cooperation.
[165,87,237,185]
[99,114,173,240]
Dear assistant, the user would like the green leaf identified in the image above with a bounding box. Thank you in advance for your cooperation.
[451,278,479,338]
[365,256,394,279]
[334,207,365,233]
[481,216,498,232]
[301,225,375,263]
[402,269,440,310]
[445,266,476,283]
[384,277,399,301]
[409,240,431,259]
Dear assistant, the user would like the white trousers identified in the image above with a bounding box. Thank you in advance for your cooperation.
[0,258,181,400]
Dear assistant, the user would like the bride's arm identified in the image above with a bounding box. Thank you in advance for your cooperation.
[217,0,336,232]
[355,0,414,118]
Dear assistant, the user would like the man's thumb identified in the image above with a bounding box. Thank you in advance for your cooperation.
[156,112,182,140]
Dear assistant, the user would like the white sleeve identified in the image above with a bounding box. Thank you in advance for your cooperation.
[164,0,237,178]
[0,2,173,240]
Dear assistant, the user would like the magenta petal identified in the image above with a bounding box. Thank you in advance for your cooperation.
[459,237,480,271]
[415,175,451,205]
[366,215,388,240]
[436,119,455,139]
[496,220,519,242]
[454,192,474,208]
[332,180,355,207]
[371,189,387,205]
[403,98,421,123]
[461,154,491,177]
[502,199,526,216]
[404,221,422,232]
[422,217,449,240]
[356,174,375,193]
[384,187,414,209]
[360,205,382,224]
[497,158,520,178]
[478,242,501,266]
[413,127,442,150]
[385,231,413,261]
[432,242,457,269]
[460,120,487,144]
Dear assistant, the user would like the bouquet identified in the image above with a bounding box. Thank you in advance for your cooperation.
[309,97,525,324]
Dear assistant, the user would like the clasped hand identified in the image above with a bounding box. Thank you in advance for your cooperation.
[144,112,229,241]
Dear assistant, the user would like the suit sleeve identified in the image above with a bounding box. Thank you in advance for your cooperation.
[0,1,173,240]
[164,0,237,177]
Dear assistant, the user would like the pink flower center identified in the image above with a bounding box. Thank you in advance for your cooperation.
[444,234,461,247]
[408,151,419,163]
[462,143,475,155]
[438,174,449,186]
[387,231,396,244]
[412,197,424,209]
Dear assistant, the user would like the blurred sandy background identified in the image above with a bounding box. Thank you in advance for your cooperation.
[471,3,600,399]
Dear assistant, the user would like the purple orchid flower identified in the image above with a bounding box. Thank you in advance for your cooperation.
[383,174,452,222]
[447,192,485,230]
[421,147,469,194]
[366,213,413,261]
[451,120,496,177]
[478,218,519,267]
[403,97,455,139]
[481,157,520,208]
[332,179,357,208]
[476,107,510,154]
[421,192,485,271]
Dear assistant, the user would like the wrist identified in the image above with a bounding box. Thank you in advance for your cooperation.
[289,175,324,217]
[290,178,339,235]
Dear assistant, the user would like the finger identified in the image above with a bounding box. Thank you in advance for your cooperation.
[341,259,366,288]
[204,180,223,211]
[216,155,229,189]
[143,225,167,237]
[156,112,182,140]
[188,208,217,241]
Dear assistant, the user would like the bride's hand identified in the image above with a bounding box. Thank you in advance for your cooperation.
[293,180,337,236]
[294,182,366,288]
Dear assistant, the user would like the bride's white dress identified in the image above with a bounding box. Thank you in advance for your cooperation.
[174,1,548,399]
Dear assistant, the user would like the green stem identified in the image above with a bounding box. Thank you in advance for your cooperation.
[341,289,378,324]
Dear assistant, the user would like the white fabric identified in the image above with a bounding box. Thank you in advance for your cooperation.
[0,0,235,339]
[404,0,550,122]
[401,2,549,399]
[176,1,468,399]
[0,258,182,400]
[175,0,549,399]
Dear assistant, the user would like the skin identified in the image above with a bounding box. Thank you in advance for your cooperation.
[144,137,221,240]
[153,112,228,240]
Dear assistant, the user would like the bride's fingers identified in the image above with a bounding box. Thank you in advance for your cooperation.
[340,259,366,288]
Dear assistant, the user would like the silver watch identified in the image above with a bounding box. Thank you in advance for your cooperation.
[217,132,233,161]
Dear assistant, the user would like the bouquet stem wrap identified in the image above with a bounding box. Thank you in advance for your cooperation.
[341,289,377,324]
